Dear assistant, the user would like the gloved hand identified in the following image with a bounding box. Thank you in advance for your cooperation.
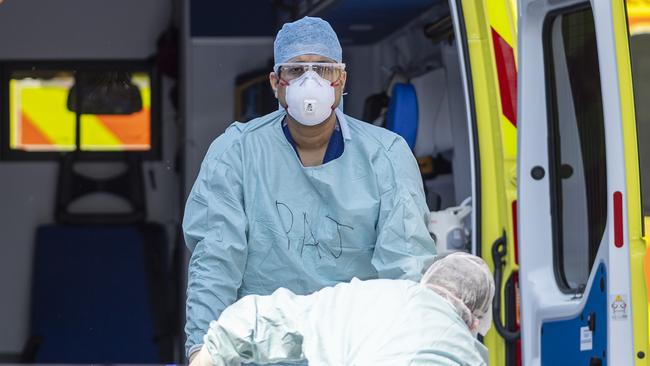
[189,345,213,366]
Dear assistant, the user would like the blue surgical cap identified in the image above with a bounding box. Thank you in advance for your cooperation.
[274,16,342,65]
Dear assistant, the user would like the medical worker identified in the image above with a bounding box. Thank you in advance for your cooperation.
[191,252,494,366]
[183,16,436,362]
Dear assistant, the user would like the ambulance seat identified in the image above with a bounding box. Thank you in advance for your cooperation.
[25,155,174,363]
[30,224,167,363]
[386,83,419,150]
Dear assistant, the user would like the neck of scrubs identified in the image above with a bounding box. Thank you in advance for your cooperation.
[283,116,335,166]
[278,103,351,140]
[286,111,337,151]
[282,108,351,166]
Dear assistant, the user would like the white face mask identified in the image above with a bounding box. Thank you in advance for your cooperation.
[285,70,336,126]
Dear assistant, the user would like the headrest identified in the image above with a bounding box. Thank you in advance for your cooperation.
[56,153,146,224]
[386,83,419,150]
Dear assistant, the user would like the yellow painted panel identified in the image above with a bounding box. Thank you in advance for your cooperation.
[9,73,151,152]
[132,73,151,109]
[487,0,518,59]
[501,117,517,158]
[81,75,151,151]
[615,0,649,364]
[633,216,650,338]
[141,86,151,109]
[12,79,76,151]
[80,115,123,151]
[488,0,519,168]
[460,0,519,364]
[627,0,650,35]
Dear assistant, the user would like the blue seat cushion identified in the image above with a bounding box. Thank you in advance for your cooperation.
[30,225,161,363]
[386,83,419,150]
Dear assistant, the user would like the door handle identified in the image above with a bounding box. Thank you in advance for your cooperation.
[587,312,596,332]
[491,231,521,342]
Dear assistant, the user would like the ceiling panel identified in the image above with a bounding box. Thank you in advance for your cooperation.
[190,0,444,44]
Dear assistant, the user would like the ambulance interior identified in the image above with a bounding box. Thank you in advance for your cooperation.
[0,0,476,363]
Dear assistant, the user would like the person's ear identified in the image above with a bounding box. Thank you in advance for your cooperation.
[269,72,279,99]
[340,70,347,90]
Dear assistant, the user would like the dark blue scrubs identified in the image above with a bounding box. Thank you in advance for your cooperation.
[282,119,344,164]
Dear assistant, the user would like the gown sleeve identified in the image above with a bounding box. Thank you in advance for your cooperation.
[203,288,314,366]
[183,129,249,356]
[372,136,437,281]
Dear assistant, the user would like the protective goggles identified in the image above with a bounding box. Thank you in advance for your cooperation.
[274,62,346,83]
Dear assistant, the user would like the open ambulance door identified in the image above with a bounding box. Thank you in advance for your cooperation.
[518,0,648,364]
[449,0,521,365]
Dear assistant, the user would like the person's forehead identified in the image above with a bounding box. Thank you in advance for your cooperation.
[287,54,336,63]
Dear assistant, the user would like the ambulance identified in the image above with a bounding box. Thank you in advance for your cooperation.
[516,0,649,365]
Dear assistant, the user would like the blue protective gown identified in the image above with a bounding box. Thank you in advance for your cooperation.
[183,109,436,358]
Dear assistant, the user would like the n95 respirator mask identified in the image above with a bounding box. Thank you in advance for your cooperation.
[284,70,336,126]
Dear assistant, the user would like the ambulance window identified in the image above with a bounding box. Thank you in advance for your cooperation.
[546,6,607,291]
[2,63,159,159]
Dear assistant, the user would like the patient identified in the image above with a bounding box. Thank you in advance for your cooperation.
[191,252,494,366]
